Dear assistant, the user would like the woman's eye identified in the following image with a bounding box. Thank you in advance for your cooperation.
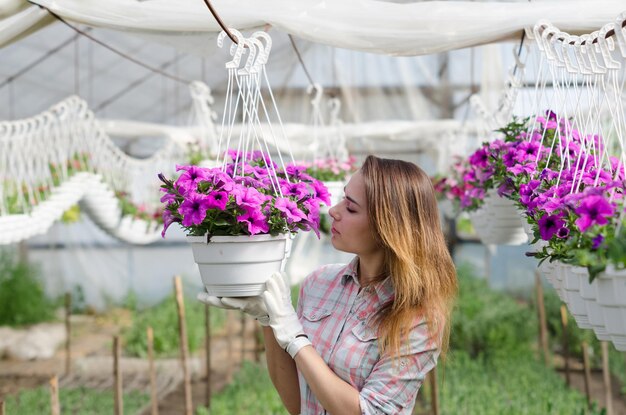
[346,207,356,213]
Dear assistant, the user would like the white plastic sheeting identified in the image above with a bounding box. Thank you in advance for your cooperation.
[0,6,52,47]
[26,0,626,56]
[0,171,162,245]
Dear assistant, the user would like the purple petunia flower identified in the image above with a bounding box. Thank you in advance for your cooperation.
[160,188,177,205]
[509,163,536,176]
[236,207,269,235]
[574,195,615,232]
[161,209,181,238]
[175,165,211,195]
[275,197,307,223]
[497,178,515,198]
[233,186,265,208]
[205,191,229,210]
[539,168,558,181]
[592,234,605,249]
[540,197,564,214]
[556,226,570,239]
[311,180,332,206]
[178,193,214,227]
[538,214,566,240]
[502,150,517,168]
[515,141,540,163]
[282,181,310,200]
[469,148,489,169]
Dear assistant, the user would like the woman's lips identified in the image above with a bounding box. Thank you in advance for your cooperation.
[331,226,339,235]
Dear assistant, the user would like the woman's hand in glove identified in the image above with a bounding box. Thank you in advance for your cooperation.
[262,272,312,358]
[197,292,270,326]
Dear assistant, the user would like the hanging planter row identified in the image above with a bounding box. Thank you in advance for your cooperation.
[467,189,528,245]
[542,263,626,351]
[0,172,163,245]
[159,30,334,297]
[434,112,626,351]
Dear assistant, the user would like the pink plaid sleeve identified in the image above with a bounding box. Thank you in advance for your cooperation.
[358,322,440,415]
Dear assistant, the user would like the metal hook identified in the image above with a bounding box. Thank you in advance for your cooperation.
[307,83,323,108]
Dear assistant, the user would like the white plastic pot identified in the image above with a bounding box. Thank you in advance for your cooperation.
[468,189,527,245]
[578,268,611,341]
[561,265,591,329]
[595,267,626,351]
[187,233,289,297]
[321,181,345,213]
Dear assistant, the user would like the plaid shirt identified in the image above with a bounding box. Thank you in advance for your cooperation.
[296,257,440,415]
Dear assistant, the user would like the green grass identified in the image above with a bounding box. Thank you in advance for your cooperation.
[0,250,57,326]
[431,351,603,415]
[450,263,537,359]
[3,386,149,414]
[196,361,288,415]
[123,294,227,358]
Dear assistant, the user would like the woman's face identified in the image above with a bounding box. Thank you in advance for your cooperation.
[328,171,379,256]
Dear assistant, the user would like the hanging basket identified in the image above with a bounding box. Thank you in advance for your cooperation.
[595,267,626,351]
[561,265,592,329]
[321,181,344,213]
[468,190,527,245]
[578,268,611,341]
[482,189,527,245]
[187,233,290,297]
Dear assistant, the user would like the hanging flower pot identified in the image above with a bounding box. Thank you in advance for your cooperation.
[159,151,326,298]
[467,208,490,242]
[187,233,289,297]
[551,262,565,301]
[595,267,626,351]
[322,181,344,212]
[480,189,528,245]
[561,265,591,329]
[578,268,611,341]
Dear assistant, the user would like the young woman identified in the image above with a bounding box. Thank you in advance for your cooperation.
[200,155,457,414]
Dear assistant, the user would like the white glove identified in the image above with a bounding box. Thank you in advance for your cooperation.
[262,272,312,358]
[197,292,270,326]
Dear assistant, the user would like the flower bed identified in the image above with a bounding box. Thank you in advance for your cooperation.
[159,150,329,238]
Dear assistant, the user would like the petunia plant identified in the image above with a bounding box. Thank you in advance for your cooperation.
[158,150,330,238]
[436,110,626,281]
[490,113,624,280]
[302,156,357,182]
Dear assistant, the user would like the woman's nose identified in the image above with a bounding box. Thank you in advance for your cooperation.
[328,205,339,220]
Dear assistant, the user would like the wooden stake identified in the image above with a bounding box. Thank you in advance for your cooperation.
[0,399,5,415]
[50,375,60,415]
[241,312,246,362]
[204,303,211,410]
[65,292,72,375]
[535,271,550,366]
[560,305,570,386]
[429,367,439,415]
[113,335,123,415]
[601,341,613,415]
[226,310,234,371]
[582,341,592,409]
[147,327,158,415]
[254,323,263,363]
[174,276,193,415]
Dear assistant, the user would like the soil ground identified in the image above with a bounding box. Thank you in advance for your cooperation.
[2,311,626,414]
[0,310,261,415]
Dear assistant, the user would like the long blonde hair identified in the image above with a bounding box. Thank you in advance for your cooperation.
[361,155,457,359]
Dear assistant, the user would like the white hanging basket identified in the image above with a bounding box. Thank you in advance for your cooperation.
[467,208,489,241]
[468,190,527,245]
[321,180,344,213]
[578,268,611,341]
[187,233,290,297]
[561,265,591,329]
[482,189,527,245]
[595,267,626,351]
